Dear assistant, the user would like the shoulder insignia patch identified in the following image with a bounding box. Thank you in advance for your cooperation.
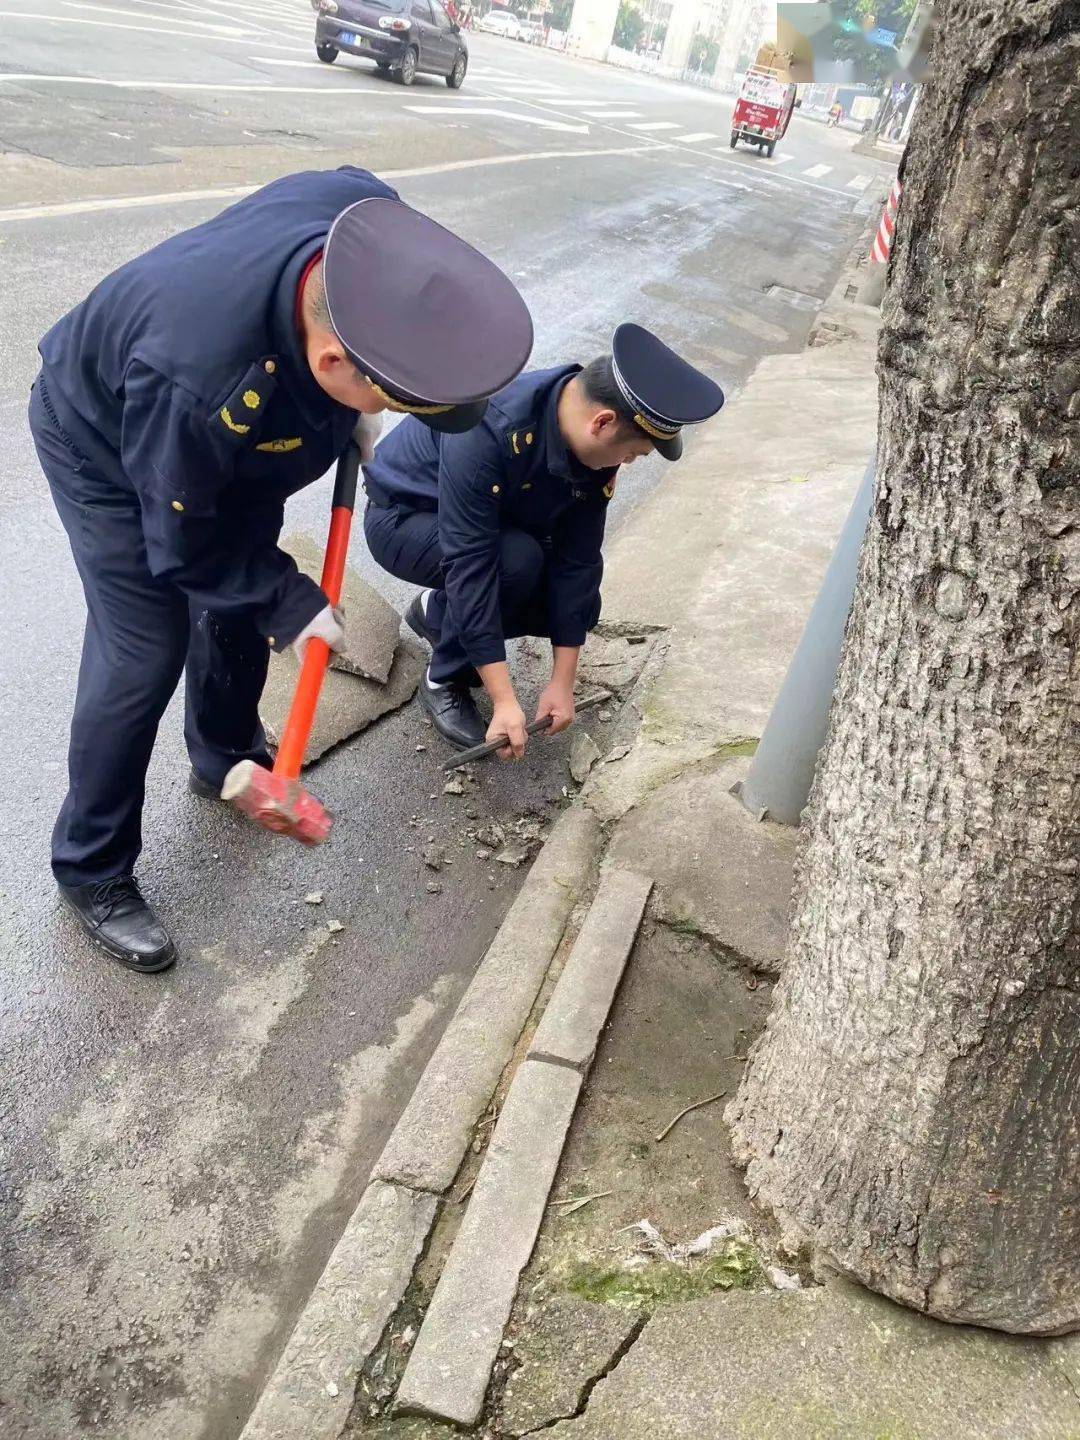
[213,359,278,444]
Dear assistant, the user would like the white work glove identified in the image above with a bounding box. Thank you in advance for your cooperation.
[355,411,384,465]
[292,604,347,663]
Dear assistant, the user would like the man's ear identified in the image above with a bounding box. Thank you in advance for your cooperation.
[312,334,350,378]
[591,407,620,437]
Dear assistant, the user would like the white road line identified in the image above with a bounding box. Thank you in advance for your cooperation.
[0,73,410,93]
[403,104,588,133]
[676,131,717,143]
[249,55,325,66]
[770,153,794,164]
[845,173,872,191]
[574,110,641,118]
[0,10,310,50]
[627,120,680,131]
[0,145,657,223]
[482,87,572,97]
[61,0,248,34]
[803,163,833,178]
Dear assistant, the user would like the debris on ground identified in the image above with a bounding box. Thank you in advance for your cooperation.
[476,847,493,861]
[303,891,324,906]
[475,821,506,850]
[425,880,443,895]
[624,1217,751,1264]
[654,1089,727,1142]
[551,1190,613,1217]
[495,842,531,867]
[422,843,446,870]
[327,919,345,934]
[443,778,466,795]
[766,1265,802,1291]
[569,731,602,783]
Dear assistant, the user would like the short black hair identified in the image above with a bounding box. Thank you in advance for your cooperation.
[577,355,636,428]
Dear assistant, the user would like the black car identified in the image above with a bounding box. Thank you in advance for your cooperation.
[312,0,468,87]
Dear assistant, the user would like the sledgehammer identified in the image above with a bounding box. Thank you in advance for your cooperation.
[221,441,361,846]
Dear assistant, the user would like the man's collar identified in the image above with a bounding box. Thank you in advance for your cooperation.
[271,240,346,431]
[545,370,587,482]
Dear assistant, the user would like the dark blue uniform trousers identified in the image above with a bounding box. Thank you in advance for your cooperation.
[364,499,551,685]
[31,386,272,886]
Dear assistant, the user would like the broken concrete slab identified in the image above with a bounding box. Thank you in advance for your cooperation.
[529,869,652,1072]
[499,1295,643,1437]
[607,757,796,976]
[281,532,401,684]
[568,731,601,784]
[396,1061,584,1428]
[260,634,424,767]
[541,1279,1080,1439]
[576,634,653,694]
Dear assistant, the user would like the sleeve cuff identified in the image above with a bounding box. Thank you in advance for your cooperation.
[265,573,327,651]
[464,638,507,667]
[549,626,588,649]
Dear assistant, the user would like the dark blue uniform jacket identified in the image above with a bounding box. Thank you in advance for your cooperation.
[364,365,616,667]
[36,166,397,645]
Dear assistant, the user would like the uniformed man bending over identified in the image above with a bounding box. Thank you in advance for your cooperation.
[30,166,532,973]
[363,324,724,758]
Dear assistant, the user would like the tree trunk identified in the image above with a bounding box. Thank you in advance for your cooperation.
[727,0,1079,1334]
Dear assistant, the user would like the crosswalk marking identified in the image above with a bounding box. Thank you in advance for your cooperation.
[771,153,794,164]
[676,132,717,144]
[403,104,588,134]
[803,163,833,178]
[845,173,872,191]
[627,120,680,131]
[579,110,642,118]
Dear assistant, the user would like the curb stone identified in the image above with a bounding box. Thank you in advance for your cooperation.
[395,1060,584,1428]
[529,868,652,1070]
[395,866,653,1427]
[374,804,601,1194]
[239,1181,437,1440]
[238,804,601,1439]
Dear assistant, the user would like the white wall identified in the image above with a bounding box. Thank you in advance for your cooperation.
[566,0,622,60]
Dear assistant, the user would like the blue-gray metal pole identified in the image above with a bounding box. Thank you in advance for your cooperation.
[734,458,876,826]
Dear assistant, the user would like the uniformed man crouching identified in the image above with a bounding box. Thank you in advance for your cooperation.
[30,166,532,973]
[363,324,724,759]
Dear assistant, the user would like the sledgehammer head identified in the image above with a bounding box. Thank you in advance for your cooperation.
[221,760,332,847]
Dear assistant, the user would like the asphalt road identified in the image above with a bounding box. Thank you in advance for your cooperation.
[0,6,894,1436]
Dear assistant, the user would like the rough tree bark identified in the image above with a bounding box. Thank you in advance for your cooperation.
[728,0,1079,1334]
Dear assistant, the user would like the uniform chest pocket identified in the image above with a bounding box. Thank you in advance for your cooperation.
[235,432,336,497]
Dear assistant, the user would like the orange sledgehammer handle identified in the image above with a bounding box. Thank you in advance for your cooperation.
[273,442,361,780]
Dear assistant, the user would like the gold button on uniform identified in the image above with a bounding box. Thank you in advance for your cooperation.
[492,485,500,494]
[526,432,534,445]
[171,500,185,512]
[264,360,276,374]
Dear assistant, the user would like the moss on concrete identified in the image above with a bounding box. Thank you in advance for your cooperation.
[564,1240,761,1310]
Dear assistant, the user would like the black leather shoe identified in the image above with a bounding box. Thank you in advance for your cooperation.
[58,876,177,973]
[188,768,222,800]
[405,593,440,647]
[418,668,487,749]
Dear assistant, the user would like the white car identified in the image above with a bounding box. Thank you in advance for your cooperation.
[478,9,521,38]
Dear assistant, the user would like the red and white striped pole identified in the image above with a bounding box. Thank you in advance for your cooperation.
[870,177,902,263]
